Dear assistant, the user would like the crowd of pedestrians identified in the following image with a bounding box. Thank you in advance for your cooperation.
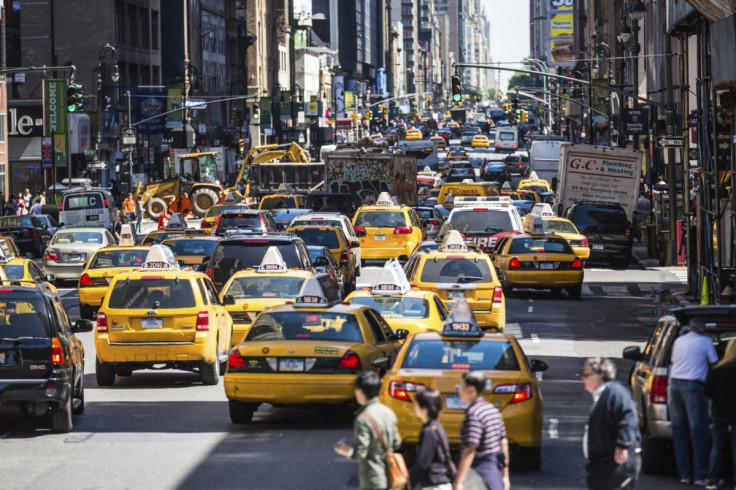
[0,188,46,217]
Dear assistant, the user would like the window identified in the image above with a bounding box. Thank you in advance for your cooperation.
[140,65,149,86]
[108,279,196,309]
[363,310,386,342]
[127,4,137,47]
[151,11,159,50]
[246,312,363,342]
[402,340,520,370]
[152,65,160,85]
[140,7,150,49]
[115,0,125,45]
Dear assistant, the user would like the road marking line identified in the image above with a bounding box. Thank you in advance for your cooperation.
[549,418,559,439]
[531,334,540,344]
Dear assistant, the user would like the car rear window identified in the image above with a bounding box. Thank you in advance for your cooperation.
[573,205,629,225]
[211,242,304,288]
[89,249,148,268]
[0,216,34,228]
[354,211,407,228]
[163,239,219,256]
[290,229,340,248]
[219,214,263,229]
[142,231,185,245]
[0,296,50,338]
[246,311,363,342]
[402,339,520,370]
[349,296,429,319]
[419,258,493,283]
[260,197,297,210]
[108,278,196,309]
[224,276,306,299]
[205,206,249,219]
[452,163,472,169]
[508,237,573,254]
[63,193,104,210]
[546,220,578,234]
[448,210,514,234]
[53,231,103,245]
[499,132,515,141]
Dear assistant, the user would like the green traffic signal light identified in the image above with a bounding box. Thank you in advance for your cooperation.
[67,83,84,113]
[252,102,260,120]
[451,76,461,102]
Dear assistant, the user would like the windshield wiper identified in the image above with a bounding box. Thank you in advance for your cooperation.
[457,275,483,283]
[485,226,505,233]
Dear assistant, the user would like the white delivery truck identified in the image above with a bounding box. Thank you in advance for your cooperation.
[528,139,567,184]
[556,144,642,222]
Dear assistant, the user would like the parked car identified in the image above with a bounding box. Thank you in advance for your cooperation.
[622,305,736,474]
[564,201,632,269]
[0,215,53,258]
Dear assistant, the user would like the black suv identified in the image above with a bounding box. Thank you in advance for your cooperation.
[564,201,632,268]
[0,286,93,432]
[446,161,475,182]
[213,210,278,237]
[205,234,314,291]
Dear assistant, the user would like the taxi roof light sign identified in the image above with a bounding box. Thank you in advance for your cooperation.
[441,300,483,338]
[119,224,136,246]
[294,275,340,308]
[527,171,540,181]
[439,230,468,252]
[0,241,15,264]
[371,259,411,295]
[523,215,547,235]
[257,246,288,273]
[141,245,180,270]
[530,203,555,218]
[454,196,512,208]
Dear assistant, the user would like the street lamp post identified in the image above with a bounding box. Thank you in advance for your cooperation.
[96,43,119,186]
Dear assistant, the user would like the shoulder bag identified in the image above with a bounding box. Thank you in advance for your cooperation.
[361,412,410,490]
[431,423,458,478]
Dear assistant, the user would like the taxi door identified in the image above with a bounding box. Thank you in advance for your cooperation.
[361,310,401,370]
[199,277,232,355]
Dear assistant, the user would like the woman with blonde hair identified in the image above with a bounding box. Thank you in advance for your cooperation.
[704,339,736,489]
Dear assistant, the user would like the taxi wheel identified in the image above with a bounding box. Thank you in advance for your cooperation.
[79,304,95,321]
[515,447,541,471]
[567,285,582,300]
[229,400,255,424]
[550,287,562,297]
[96,359,116,386]
[72,369,85,415]
[51,395,73,433]
[200,358,220,386]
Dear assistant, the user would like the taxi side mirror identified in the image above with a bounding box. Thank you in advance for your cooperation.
[73,319,94,333]
[530,359,549,372]
[372,356,390,369]
[350,240,360,248]
[622,346,643,361]
[394,329,409,340]
[356,230,367,237]
[45,274,56,283]
[201,256,211,265]
[222,295,235,305]
[314,256,329,267]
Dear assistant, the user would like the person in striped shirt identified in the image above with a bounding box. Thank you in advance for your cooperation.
[453,371,510,490]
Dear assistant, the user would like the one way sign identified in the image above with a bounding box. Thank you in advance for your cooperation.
[657,137,684,147]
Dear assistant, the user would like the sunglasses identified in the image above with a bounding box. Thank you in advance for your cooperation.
[581,372,597,378]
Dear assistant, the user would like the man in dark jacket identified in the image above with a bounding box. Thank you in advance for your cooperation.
[583,357,641,490]
[704,339,736,489]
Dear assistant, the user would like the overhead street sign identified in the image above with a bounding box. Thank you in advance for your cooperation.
[185,99,207,110]
[657,137,684,147]
[87,161,108,170]
[122,127,137,145]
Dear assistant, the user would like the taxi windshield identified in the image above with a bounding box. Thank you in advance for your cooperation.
[508,237,573,254]
[402,339,520,370]
[89,249,148,268]
[2,264,24,280]
[0,296,50,339]
[246,311,363,342]
[53,231,103,245]
[349,296,429,319]
[224,276,306,299]
[449,211,513,234]
[545,220,578,234]
[420,258,492,283]
[354,211,407,228]
[108,279,196,309]
[291,229,340,248]
[519,185,548,194]
[163,239,218,256]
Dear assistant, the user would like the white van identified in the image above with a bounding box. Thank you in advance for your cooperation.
[495,127,519,153]
[528,140,568,185]
[59,189,116,231]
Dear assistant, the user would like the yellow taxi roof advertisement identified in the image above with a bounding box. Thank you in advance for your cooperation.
[375,192,395,206]
[442,299,482,338]
[372,258,411,295]
[119,224,136,246]
[439,230,468,252]
[0,241,14,263]
[257,246,288,273]
[142,245,180,270]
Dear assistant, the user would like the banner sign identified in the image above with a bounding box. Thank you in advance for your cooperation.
[345,91,354,111]
[45,79,68,167]
[334,75,345,118]
[167,86,183,128]
[623,108,649,135]
[547,0,576,67]
[136,90,167,134]
[592,79,609,115]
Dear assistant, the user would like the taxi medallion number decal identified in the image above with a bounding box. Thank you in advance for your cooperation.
[141,318,163,329]
[279,358,304,372]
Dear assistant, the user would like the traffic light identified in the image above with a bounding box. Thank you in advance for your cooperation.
[67,83,84,113]
[231,106,237,122]
[451,76,461,103]
[513,98,520,115]
[238,139,245,155]
[522,110,528,123]
[252,102,260,121]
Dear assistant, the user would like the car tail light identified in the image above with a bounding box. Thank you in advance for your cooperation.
[104,199,109,208]
[201,220,211,228]
[625,228,632,243]
[340,251,349,266]
[22,230,34,238]
[518,161,523,168]
[571,258,583,269]
[51,337,65,365]
[494,383,532,403]
[580,237,589,246]
[196,311,209,331]
[59,202,63,211]
[428,219,440,225]
[96,312,108,332]
[227,350,246,371]
[394,227,413,235]
[388,380,425,402]
[650,375,668,404]
[212,216,221,236]
[44,251,59,261]
[205,267,213,279]
[80,273,94,287]
[336,350,361,373]
[509,258,522,269]
[493,286,504,304]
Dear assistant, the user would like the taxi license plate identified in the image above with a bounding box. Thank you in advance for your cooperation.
[445,394,468,410]
[374,235,386,241]
[68,254,83,262]
[279,358,304,372]
[86,214,99,221]
[592,244,605,250]
[141,318,163,329]
[447,290,465,300]
[540,262,554,270]
[0,352,5,365]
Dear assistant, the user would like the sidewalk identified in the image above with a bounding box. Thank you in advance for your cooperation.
[631,238,695,308]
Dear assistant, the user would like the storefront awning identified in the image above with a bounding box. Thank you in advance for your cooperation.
[686,0,736,21]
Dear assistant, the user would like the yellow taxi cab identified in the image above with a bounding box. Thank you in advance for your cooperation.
[94,245,233,386]
[352,192,425,264]
[284,224,358,292]
[429,135,446,149]
[1,256,58,294]
[220,247,315,345]
[491,214,584,299]
[517,172,553,194]
[0,236,22,258]
[447,147,469,161]
[141,228,208,245]
[161,235,221,268]
[446,121,460,131]
[379,301,548,469]
[405,128,423,140]
[201,203,251,230]
[345,259,448,334]
[369,132,383,142]
[78,225,150,320]
[437,182,500,208]
[258,194,306,210]
[471,134,490,148]
[224,274,405,423]
[523,203,589,260]
[406,231,506,331]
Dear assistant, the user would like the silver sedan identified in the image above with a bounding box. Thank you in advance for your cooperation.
[42,228,117,282]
